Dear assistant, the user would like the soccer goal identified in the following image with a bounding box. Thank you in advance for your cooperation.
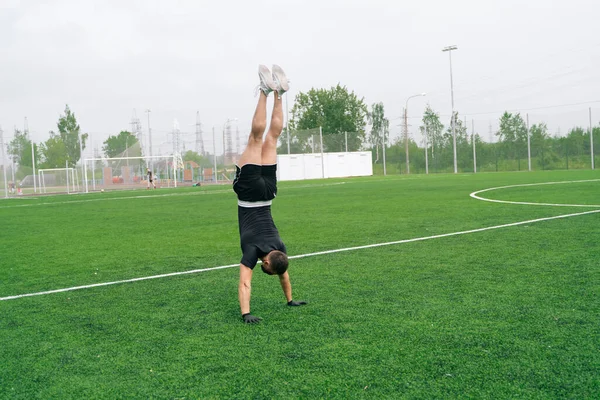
[83,155,180,193]
[38,168,80,194]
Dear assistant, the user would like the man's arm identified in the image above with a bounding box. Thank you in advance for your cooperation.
[238,264,253,315]
[278,271,293,302]
[279,271,308,306]
[238,264,262,323]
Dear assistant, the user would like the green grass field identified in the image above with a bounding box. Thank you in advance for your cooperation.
[1,170,599,399]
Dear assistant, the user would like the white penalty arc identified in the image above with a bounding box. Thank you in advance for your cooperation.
[2,208,599,302]
[470,179,600,208]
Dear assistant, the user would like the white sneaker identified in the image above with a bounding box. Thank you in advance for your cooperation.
[257,64,276,96]
[271,64,289,97]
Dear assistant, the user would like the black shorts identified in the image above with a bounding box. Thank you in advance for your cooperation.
[233,164,277,202]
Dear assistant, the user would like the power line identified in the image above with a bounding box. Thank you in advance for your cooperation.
[393,99,600,120]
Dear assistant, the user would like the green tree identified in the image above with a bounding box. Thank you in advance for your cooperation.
[39,132,68,169]
[289,84,368,152]
[183,150,212,168]
[529,123,551,170]
[420,105,445,159]
[7,128,40,169]
[497,112,527,169]
[444,113,472,170]
[102,131,139,158]
[368,102,389,163]
[57,105,88,166]
[567,127,587,156]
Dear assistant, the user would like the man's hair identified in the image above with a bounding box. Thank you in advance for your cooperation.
[269,251,289,275]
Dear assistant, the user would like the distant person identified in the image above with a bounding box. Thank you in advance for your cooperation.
[8,181,15,194]
[146,168,156,189]
[233,65,307,324]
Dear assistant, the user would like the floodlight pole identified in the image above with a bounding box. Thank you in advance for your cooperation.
[212,126,217,183]
[442,45,458,173]
[382,124,387,176]
[84,159,88,193]
[286,92,291,154]
[404,93,426,174]
[66,161,70,195]
[590,108,595,170]
[319,126,325,179]
[425,126,429,175]
[472,119,477,173]
[145,109,152,170]
[527,114,531,171]
[0,126,8,198]
[79,131,85,190]
[31,141,37,192]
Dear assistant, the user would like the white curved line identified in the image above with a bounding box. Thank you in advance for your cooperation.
[470,179,600,208]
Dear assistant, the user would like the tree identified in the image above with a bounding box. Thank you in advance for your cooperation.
[289,84,368,152]
[444,112,472,170]
[7,128,40,169]
[368,102,389,162]
[183,150,212,168]
[420,105,445,159]
[102,131,139,158]
[39,132,68,169]
[57,105,88,167]
[530,123,550,169]
[566,127,587,156]
[497,112,527,169]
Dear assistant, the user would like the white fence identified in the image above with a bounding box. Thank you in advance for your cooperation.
[277,151,373,181]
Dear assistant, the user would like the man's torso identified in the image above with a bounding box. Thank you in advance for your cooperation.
[238,205,286,269]
[234,164,285,268]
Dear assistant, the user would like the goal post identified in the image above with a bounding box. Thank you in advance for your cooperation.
[38,167,79,194]
[83,155,178,193]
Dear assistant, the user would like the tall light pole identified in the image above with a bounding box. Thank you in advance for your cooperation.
[442,45,458,173]
[0,125,8,198]
[79,130,85,189]
[212,126,217,182]
[145,109,152,168]
[590,108,595,170]
[404,93,426,174]
[286,92,291,154]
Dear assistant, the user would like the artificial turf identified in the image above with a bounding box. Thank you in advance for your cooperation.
[1,170,599,398]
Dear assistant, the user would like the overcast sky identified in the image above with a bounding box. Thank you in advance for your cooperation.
[1,0,599,158]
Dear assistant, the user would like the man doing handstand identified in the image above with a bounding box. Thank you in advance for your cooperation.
[233,64,307,324]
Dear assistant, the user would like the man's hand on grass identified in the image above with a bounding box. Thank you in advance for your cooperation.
[287,300,308,306]
[242,313,262,324]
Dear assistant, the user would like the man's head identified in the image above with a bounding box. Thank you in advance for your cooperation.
[261,250,289,275]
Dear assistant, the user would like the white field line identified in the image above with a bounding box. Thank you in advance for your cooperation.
[0,181,348,210]
[0,175,449,210]
[470,179,600,207]
[2,208,599,301]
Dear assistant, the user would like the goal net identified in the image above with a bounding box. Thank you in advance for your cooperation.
[38,168,80,194]
[83,155,179,193]
[84,155,181,193]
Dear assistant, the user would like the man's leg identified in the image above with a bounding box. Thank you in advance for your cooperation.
[261,92,283,165]
[238,92,268,168]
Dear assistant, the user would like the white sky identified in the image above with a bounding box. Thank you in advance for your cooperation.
[1,0,599,158]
